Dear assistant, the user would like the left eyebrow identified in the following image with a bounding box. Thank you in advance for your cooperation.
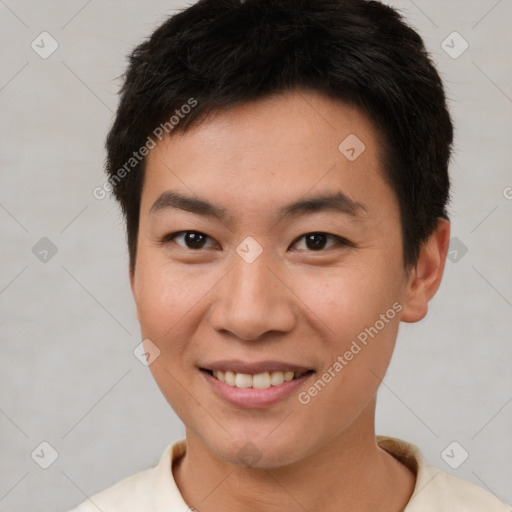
[278,191,368,218]
[148,190,368,223]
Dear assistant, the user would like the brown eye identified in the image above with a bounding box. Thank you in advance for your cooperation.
[163,231,217,250]
[292,232,351,251]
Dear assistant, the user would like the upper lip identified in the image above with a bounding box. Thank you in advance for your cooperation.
[200,360,313,374]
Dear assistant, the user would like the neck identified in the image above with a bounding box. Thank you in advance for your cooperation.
[173,398,415,512]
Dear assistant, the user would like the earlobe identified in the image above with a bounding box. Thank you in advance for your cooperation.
[400,219,451,323]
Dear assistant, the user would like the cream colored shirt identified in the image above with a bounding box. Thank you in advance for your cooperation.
[69,436,510,511]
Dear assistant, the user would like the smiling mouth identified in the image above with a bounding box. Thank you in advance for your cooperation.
[201,369,314,389]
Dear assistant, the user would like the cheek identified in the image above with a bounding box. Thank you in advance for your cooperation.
[294,262,400,334]
[133,261,202,416]
[133,256,192,341]
[292,262,403,396]
[296,270,401,425]
[133,254,225,353]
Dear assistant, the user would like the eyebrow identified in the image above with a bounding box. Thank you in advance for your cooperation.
[149,190,367,222]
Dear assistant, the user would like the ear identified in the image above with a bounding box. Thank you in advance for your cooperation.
[400,219,450,323]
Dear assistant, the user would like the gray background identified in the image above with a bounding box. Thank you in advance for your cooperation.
[0,1,511,510]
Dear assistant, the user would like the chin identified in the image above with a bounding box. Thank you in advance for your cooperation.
[203,430,311,469]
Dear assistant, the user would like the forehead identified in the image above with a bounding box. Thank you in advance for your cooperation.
[141,90,395,223]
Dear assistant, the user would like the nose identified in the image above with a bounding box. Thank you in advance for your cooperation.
[208,250,298,341]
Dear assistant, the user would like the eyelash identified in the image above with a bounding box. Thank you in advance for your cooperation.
[160,231,354,252]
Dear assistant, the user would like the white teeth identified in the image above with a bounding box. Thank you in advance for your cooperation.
[252,372,271,389]
[211,369,307,388]
[235,373,253,388]
[213,370,225,383]
[283,371,294,382]
[224,371,236,386]
[270,371,284,386]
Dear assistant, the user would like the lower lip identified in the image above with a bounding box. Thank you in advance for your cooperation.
[201,370,314,409]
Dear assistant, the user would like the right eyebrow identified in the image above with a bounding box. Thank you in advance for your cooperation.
[149,191,228,221]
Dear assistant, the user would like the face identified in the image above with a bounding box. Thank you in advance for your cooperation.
[131,90,414,468]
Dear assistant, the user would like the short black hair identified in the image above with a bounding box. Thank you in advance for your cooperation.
[105,0,453,274]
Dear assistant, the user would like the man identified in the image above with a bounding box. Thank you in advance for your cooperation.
[72,0,510,510]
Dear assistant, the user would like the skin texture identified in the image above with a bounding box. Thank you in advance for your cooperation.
[130,89,450,511]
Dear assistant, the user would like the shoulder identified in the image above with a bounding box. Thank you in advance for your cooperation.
[376,435,510,512]
[67,440,188,512]
[414,463,511,511]
[68,465,156,512]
